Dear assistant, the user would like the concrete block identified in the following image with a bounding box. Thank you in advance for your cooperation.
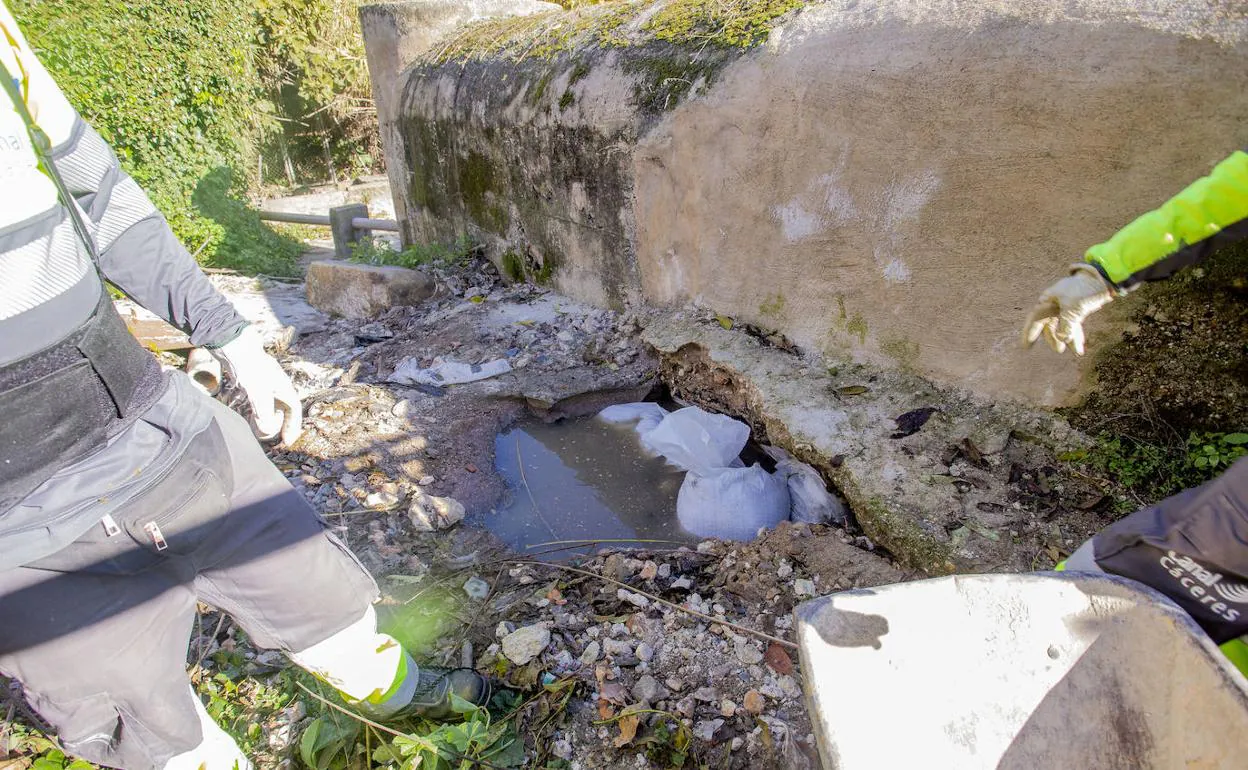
[305,260,435,318]
[795,572,1248,769]
[365,0,1248,406]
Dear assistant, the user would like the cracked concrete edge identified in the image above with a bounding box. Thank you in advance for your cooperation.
[641,310,1090,574]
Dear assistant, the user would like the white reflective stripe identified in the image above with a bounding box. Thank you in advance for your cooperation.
[288,604,407,703]
[163,686,251,770]
[56,121,116,198]
[0,215,91,320]
[95,174,156,253]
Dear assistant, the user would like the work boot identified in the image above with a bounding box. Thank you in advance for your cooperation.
[383,667,497,721]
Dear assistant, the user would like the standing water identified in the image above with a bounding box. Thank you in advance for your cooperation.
[487,416,696,556]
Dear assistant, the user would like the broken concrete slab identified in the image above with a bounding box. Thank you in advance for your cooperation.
[643,311,1089,574]
[795,572,1248,769]
[306,260,436,318]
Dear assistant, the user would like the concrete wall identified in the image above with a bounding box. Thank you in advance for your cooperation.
[362,0,1248,406]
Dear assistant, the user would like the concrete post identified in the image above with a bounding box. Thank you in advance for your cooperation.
[330,203,369,259]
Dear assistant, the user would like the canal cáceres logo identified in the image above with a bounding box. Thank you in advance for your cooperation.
[1160,550,1248,623]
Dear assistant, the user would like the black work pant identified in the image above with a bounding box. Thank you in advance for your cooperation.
[0,387,376,769]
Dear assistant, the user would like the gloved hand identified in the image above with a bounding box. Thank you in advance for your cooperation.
[211,325,303,445]
[1022,264,1115,356]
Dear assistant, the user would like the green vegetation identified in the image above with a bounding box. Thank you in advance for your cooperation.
[348,236,476,271]
[10,0,378,277]
[429,0,808,64]
[643,0,805,48]
[1060,431,1248,513]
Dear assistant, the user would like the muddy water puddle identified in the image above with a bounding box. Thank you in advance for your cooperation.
[484,416,697,557]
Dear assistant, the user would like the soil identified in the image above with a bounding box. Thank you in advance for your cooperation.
[1069,243,1248,442]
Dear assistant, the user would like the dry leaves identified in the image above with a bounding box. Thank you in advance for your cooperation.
[613,713,640,747]
[764,642,794,675]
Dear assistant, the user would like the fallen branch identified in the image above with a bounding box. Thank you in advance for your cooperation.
[509,560,798,650]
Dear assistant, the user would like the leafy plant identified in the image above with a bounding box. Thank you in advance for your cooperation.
[348,236,476,271]
[1188,432,1248,471]
[1063,428,1248,513]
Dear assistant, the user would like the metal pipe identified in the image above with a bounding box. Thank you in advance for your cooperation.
[257,211,331,226]
[351,217,399,232]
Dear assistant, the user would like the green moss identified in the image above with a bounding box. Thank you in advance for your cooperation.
[644,0,805,48]
[530,70,554,104]
[501,250,526,282]
[559,89,576,109]
[759,293,785,317]
[846,314,868,345]
[625,49,726,114]
[534,258,556,284]
[568,59,592,84]
[880,336,920,371]
[836,295,848,322]
[845,491,956,575]
[457,151,510,233]
[425,0,806,64]
[427,2,640,64]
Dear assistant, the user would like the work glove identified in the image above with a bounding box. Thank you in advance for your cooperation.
[1021,264,1115,356]
[211,325,303,445]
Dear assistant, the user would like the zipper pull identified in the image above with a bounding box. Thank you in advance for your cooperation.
[143,521,168,551]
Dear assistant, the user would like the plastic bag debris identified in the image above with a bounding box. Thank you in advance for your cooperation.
[677,465,791,540]
[765,446,847,525]
[644,407,750,475]
[389,356,512,386]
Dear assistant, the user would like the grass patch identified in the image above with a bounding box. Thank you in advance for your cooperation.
[347,235,476,271]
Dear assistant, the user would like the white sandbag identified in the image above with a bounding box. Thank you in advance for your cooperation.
[597,403,670,457]
[597,402,668,425]
[765,446,848,525]
[645,406,749,475]
[677,465,791,541]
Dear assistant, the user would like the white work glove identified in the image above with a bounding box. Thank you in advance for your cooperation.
[1022,264,1115,356]
[211,325,303,445]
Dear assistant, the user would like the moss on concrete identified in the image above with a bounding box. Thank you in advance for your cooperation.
[458,150,511,233]
[846,313,868,345]
[842,490,957,575]
[425,0,807,65]
[644,0,805,48]
[881,336,920,371]
[501,249,526,282]
[759,293,785,318]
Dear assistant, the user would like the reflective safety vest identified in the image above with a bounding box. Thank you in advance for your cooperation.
[0,3,243,520]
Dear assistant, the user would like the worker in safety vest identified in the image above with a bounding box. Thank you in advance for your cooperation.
[0,5,491,769]
[1023,148,1248,673]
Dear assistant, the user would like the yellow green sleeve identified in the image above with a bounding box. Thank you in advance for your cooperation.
[1085,150,1248,290]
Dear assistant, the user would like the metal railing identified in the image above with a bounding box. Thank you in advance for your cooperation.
[258,203,399,259]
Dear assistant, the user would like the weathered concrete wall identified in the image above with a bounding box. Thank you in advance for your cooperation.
[362,0,1248,405]
[359,0,559,227]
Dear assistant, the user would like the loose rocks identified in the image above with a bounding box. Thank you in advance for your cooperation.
[501,624,551,665]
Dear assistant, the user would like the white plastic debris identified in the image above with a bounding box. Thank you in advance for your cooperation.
[677,465,791,541]
[645,407,750,475]
[388,356,512,386]
[765,446,848,525]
